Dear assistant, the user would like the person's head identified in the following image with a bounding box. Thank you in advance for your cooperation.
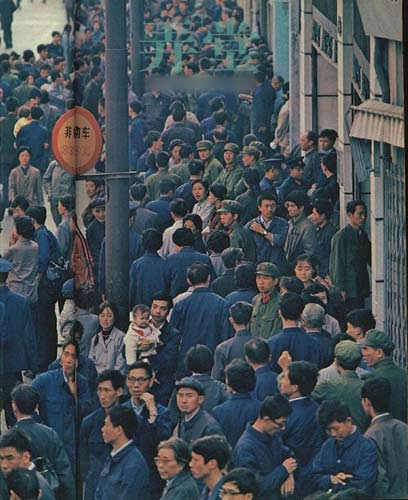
[29,106,43,121]
[287,159,305,180]
[90,67,102,81]
[257,395,292,435]
[0,428,32,477]
[58,194,75,215]
[234,262,256,290]
[245,338,270,367]
[183,213,203,234]
[220,468,258,500]
[128,99,142,117]
[279,361,319,398]
[25,206,46,227]
[51,30,61,43]
[179,143,194,161]
[186,263,209,287]
[169,139,183,162]
[221,247,244,270]
[225,359,256,394]
[6,96,19,113]
[310,199,332,227]
[10,384,40,417]
[16,146,31,167]
[334,340,362,371]
[241,146,260,167]
[10,196,29,218]
[299,131,318,151]
[6,468,40,500]
[279,276,304,296]
[151,292,172,324]
[319,129,338,151]
[361,329,395,367]
[159,179,176,196]
[300,303,325,330]
[294,254,317,286]
[197,141,214,162]
[361,377,391,416]
[188,159,205,180]
[172,106,186,123]
[14,216,35,240]
[223,143,239,165]
[127,360,155,399]
[146,130,163,151]
[67,321,84,344]
[141,228,163,253]
[175,377,205,415]
[346,309,376,341]
[257,193,278,221]
[156,438,191,480]
[279,292,305,322]
[229,301,253,329]
[102,406,138,445]
[317,400,354,441]
[321,154,337,177]
[129,183,146,203]
[303,282,329,305]
[156,151,170,170]
[346,200,367,229]
[98,301,117,331]
[191,179,209,203]
[185,344,214,374]
[60,338,79,376]
[285,191,309,219]
[172,227,195,249]
[96,370,125,411]
[206,229,230,255]
[85,178,103,198]
[89,197,105,222]
[208,183,227,205]
[131,304,151,329]
[190,436,231,481]
[255,262,280,295]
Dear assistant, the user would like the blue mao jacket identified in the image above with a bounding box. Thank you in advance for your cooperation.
[212,329,253,382]
[233,424,292,499]
[129,252,170,308]
[311,428,378,495]
[213,393,261,447]
[252,364,279,402]
[268,327,325,373]
[170,288,231,376]
[94,441,150,500]
[0,285,38,374]
[32,369,93,466]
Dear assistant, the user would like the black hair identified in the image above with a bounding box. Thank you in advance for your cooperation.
[294,254,318,275]
[16,146,32,157]
[319,129,338,142]
[279,276,304,295]
[257,192,279,206]
[10,384,40,415]
[285,190,310,209]
[151,292,173,309]
[225,359,256,393]
[188,160,204,176]
[321,154,337,174]
[6,96,19,112]
[190,435,231,470]
[159,179,176,195]
[156,151,170,169]
[220,468,259,496]
[187,263,210,285]
[305,131,318,145]
[59,194,75,212]
[130,183,147,201]
[170,198,188,217]
[97,370,125,390]
[25,206,47,225]
[127,359,154,378]
[221,247,244,269]
[0,428,32,454]
[317,399,351,428]
[158,438,191,469]
[15,216,35,239]
[61,337,80,357]
[287,361,319,396]
[185,344,214,373]
[233,262,256,289]
[206,230,230,254]
[6,468,40,500]
[346,200,366,215]
[107,406,138,440]
[191,178,209,192]
[68,320,84,339]
[183,213,203,233]
[173,227,194,247]
[180,144,194,159]
[361,378,391,413]
[229,301,253,325]
[279,292,305,320]
[172,106,186,122]
[346,309,376,335]
[259,394,292,419]
[11,196,29,212]
[312,199,332,220]
[129,100,142,114]
[243,134,257,146]
[146,131,162,148]
[245,338,270,364]
[142,228,163,253]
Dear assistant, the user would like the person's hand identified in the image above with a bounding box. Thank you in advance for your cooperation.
[249,222,265,234]
[314,275,329,289]
[280,474,295,497]
[139,338,155,351]
[278,351,292,371]
[140,392,156,410]
[330,473,353,485]
[282,457,297,474]
[324,275,332,287]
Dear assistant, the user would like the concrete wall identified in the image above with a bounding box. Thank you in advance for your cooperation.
[315,54,338,130]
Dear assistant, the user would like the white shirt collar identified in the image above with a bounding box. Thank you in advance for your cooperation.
[290,396,308,403]
[371,413,391,423]
[111,440,133,457]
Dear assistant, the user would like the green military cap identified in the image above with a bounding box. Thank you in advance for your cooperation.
[255,262,280,278]
[241,146,260,159]
[224,143,240,154]
[196,140,214,151]
[217,199,242,215]
[362,329,395,353]
[334,340,362,365]
[250,140,266,156]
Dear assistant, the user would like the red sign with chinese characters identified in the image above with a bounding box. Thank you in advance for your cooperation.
[52,106,103,175]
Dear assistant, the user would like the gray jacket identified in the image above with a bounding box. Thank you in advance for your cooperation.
[159,471,200,500]
[284,213,318,268]
[88,327,127,375]
[43,160,75,202]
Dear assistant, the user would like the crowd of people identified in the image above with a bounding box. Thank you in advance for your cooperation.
[0,1,407,500]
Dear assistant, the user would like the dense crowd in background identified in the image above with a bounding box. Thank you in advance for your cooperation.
[0,1,407,500]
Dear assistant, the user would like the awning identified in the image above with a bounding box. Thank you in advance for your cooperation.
[349,99,404,149]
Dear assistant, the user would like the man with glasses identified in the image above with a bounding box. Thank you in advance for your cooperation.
[80,370,124,500]
[219,467,259,499]
[232,394,297,500]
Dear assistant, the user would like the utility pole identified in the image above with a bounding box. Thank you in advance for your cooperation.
[104,0,129,330]
[130,0,145,97]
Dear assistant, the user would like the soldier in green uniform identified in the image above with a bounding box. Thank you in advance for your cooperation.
[169,143,194,184]
[145,151,182,201]
[361,330,407,423]
[235,145,264,196]
[214,143,243,199]
[196,140,223,184]
[217,200,257,263]
[250,262,282,339]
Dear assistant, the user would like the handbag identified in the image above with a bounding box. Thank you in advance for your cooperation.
[33,456,60,493]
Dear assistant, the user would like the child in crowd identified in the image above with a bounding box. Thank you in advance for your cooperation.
[124,304,161,363]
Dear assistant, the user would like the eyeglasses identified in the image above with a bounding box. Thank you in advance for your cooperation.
[219,488,242,496]
[154,457,176,464]
[271,418,287,429]
[127,376,151,384]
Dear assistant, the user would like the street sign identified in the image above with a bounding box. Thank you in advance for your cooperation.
[52,106,103,175]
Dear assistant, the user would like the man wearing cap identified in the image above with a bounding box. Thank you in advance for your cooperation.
[218,200,257,263]
[173,377,224,444]
[215,143,242,199]
[277,157,307,204]
[312,340,370,432]
[247,192,289,271]
[0,258,37,427]
[250,262,282,340]
[259,157,282,199]
[361,329,407,422]
[197,140,223,184]
[235,145,263,196]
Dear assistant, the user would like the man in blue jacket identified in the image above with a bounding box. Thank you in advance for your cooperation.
[245,338,279,401]
[170,263,230,377]
[0,258,37,427]
[94,406,149,500]
[311,399,377,496]
[232,394,297,499]
[128,100,147,169]
[268,293,325,372]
